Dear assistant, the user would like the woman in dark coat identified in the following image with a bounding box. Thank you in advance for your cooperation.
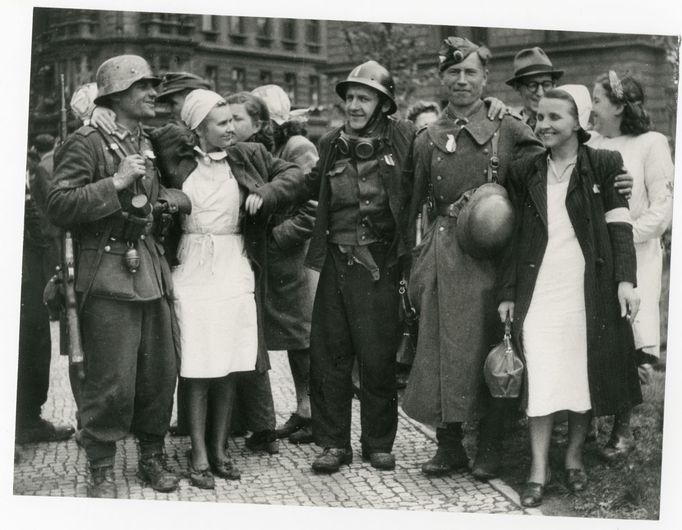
[497,86,641,507]
[230,88,319,444]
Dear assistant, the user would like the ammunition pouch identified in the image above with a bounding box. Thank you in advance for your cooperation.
[121,210,154,242]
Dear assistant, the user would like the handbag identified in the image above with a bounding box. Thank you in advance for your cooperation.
[483,315,524,398]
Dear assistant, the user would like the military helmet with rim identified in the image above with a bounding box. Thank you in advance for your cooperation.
[94,55,161,105]
[336,60,397,115]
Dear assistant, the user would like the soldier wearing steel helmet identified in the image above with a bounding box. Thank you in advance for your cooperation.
[402,37,544,481]
[46,55,190,498]
[299,60,416,474]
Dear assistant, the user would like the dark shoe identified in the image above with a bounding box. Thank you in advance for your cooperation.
[137,454,179,493]
[421,443,469,476]
[566,468,587,493]
[312,447,353,474]
[471,446,501,481]
[288,425,314,444]
[599,434,635,462]
[16,419,75,444]
[245,431,280,454]
[209,458,241,480]
[520,469,551,508]
[275,413,310,439]
[188,464,215,489]
[88,466,117,499]
[362,450,396,471]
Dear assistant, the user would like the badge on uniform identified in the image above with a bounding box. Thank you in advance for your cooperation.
[384,154,395,166]
[109,143,119,151]
[593,184,601,194]
[445,134,456,153]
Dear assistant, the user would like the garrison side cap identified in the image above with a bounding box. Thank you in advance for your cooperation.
[438,36,492,72]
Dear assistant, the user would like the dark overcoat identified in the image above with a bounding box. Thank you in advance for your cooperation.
[402,102,544,425]
[264,135,318,351]
[498,145,642,416]
[150,124,306,372]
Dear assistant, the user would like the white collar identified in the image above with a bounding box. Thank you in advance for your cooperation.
[194,146,228,162]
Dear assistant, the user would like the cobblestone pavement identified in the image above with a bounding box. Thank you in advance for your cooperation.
[13,323,535,516]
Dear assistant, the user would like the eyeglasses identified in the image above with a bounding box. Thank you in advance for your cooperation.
[523,80,555,94]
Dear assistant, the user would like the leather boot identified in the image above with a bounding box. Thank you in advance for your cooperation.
[87,465,117,499]
[421,423,469,476]
[472,401,506,480]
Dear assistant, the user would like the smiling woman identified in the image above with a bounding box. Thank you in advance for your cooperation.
[498,85,642,507]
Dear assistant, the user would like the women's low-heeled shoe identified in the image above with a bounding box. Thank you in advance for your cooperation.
[188,464,215,489]
[566,468,587,493]
[209,458,241,480]
[521,482,545,507]
[520,469,551,508]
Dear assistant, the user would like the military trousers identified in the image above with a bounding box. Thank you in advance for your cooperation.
[310,244,399,453]
[79,295,177,465]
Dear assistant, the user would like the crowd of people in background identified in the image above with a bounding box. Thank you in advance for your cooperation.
[19,34,674,508]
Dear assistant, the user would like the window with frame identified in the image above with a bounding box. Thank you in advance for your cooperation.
[282,18,297,50]
[229,16,245,35]
[232,67,246,92]
[305,20,321,53]
[256,18,272,47]
[205,65,219,91]
[260,70,273,85]
[284,73,297,103]
[309,75,320,106]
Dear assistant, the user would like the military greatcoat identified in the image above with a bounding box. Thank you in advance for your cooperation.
[402,101,543,426]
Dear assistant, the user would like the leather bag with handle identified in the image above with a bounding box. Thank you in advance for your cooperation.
[484,315,524,398]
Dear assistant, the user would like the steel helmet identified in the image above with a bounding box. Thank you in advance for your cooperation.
[456,183,515,259]
[94,55,161,105]
[336,60,397,115]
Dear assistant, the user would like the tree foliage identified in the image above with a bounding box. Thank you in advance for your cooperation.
[341,22,439,112]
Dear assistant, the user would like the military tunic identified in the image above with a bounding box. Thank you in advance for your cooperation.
[402,101,543,426]
[47,125,186,465]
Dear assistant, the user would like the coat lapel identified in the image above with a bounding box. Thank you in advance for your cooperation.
[528,156,548,228]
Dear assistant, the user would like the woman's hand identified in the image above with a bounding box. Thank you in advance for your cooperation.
[90,106,117,135]
[484,96,510,121]
[244,193,264,215]
[498,301,515,323]
[614,171,634,200]
[617,281,640,320]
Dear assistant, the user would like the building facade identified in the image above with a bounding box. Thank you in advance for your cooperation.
[29,8,678,142]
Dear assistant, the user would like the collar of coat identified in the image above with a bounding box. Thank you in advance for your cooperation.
[427,101,501,151]
[525,145,594,227]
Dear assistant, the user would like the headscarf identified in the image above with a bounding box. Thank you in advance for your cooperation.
[181,89,225,130]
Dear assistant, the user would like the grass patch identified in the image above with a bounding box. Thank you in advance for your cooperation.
[478,369,665,519]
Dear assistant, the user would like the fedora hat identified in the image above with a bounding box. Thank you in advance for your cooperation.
[505,47,564,87]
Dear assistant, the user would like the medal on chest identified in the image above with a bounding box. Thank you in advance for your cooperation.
[445,134,457,153]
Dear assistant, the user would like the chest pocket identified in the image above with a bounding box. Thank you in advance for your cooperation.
[327,159,358,211]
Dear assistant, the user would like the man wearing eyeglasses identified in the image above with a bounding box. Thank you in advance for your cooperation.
[505,47,564,131]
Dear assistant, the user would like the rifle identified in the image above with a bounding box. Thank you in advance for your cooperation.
[58,73,86,380]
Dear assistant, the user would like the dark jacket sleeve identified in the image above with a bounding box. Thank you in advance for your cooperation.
[46,132,122,228]
[250,143,307,216]
[270,200,317,251]
[595,149,637,285]
[497,159,527,303]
